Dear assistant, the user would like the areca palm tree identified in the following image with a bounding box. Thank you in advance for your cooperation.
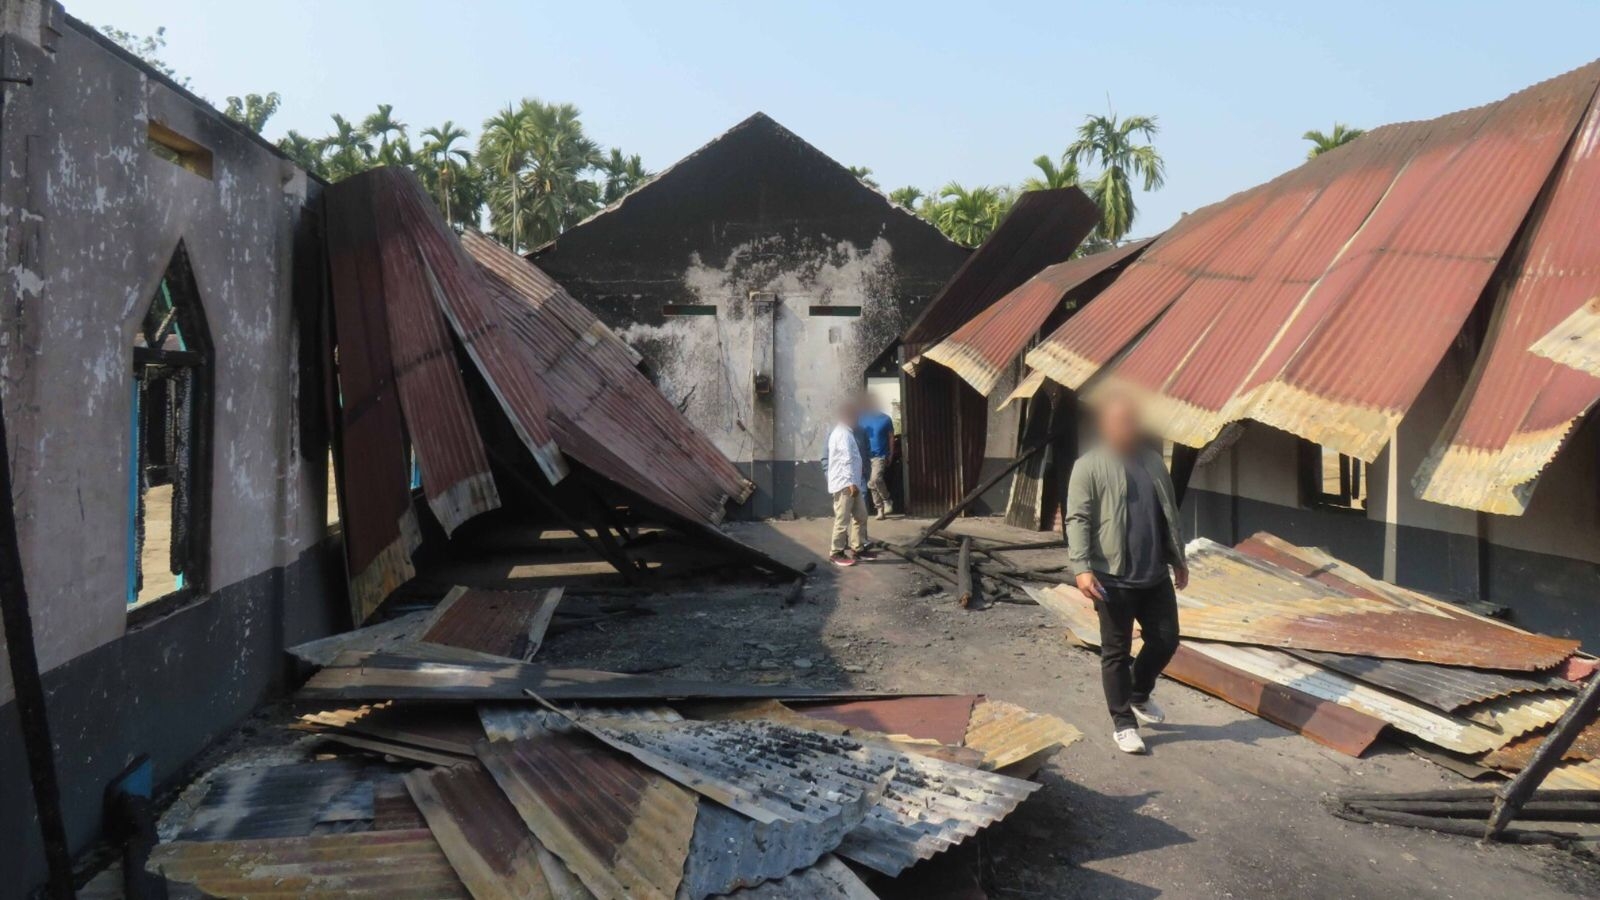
[1021,154,1080,192]
[889,186,924,209]
[933,182,1008,247]
[1303,123,1366,159]
[422,122,472,225]
[1067,113,1165,244]
[277,130,324,176]
[601,148,650,203]
[519,101,605,244]
[363,104,408,164]
[318,114,374,180]
[480,104,536,250]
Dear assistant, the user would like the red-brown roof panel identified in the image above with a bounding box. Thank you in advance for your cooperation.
[1417,90,1600,513]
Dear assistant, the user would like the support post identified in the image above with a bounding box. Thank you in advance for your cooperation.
[908,437,1050,550]
[956,537,974,608]
[1486,674,1600,840]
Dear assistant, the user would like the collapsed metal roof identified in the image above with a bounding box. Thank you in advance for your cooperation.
[1021,60,1600,514]
[922,239,1153,396]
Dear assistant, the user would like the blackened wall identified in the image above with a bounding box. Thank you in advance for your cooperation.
[532,113,968,517]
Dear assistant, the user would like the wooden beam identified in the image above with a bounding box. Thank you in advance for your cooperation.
[908,438,1051,549]
[1486,673,1600,839]
[956,537,974,608]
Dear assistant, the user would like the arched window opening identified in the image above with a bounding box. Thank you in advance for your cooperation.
[129,242,213,610]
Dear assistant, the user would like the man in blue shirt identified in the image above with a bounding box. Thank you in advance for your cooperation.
[858,395,896,519]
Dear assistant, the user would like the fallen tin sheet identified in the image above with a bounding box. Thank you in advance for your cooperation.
[1457,692,1572,738]
[962,699,1083,773]
[718,855,876,899]
[421,587,565,662]
[176,759,395,841]
[1187,642,1514,755]
[288,610,434,668]
[1541,758,1600,790]
[1532,296,1600,378]
[1029,585,1385,757]
[582,716,1040,876]
[375,780,428,831]
[298,702,487,757]
[790,695,982,746]
[1483,720,1600,771]
[476,726,697,900]
[1289,649,1576,712]
[403,765,555,900]
[1179,539,1579,670]
[299,647,878,703]
[146,829,469,898]
[682,699,986,768]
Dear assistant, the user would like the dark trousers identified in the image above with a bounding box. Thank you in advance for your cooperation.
[1094,578,1180,730]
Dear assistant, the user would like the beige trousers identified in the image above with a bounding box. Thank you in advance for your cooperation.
[830,488,869,553]
[867,456,892,514]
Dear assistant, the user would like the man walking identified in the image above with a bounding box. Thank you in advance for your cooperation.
[826,400,872,567]
[859,395,896,519]
[1066,394,1187,755]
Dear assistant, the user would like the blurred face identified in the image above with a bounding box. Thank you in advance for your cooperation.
[838,401,858,424]
[1097,394,1145,456]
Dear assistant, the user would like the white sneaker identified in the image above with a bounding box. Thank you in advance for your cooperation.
[1113,728,1146,754]
[1131,698,1166,725]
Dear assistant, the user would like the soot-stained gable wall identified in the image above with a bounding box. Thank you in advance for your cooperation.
[0,5,340,889]
[532,113,968,516]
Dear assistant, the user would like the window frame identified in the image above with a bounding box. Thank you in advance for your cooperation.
[1299,438,1366,515]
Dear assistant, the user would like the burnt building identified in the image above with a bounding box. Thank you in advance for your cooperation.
[0,4,342,888]
[531,113,969,517]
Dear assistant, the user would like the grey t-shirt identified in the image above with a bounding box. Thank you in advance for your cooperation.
[1098,457,1171,588]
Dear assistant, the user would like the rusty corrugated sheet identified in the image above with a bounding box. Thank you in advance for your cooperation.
[1290,649,1575,711]
[1456,691,1571,738]
[402,765,555,900]
[1029,584,1386,757]
[924,240,1153,396]
[324,174,422,623]
[577,716,1039,876]
[901,188,1099,347]
[1027,61,1600,466]
[1541,758,1600,790]
[176,760,392,841]
[297,702,487,757]
[1179,539,1578,670]
[464,230,755,520]
[1483,720,1600,771]
[1416,89,1600,513]
[385,169,568,484]
[476,727,696,900]
[789,695,982,746]
[147,829,469,898]
[421,586,564,662]
[962,699,1082,772]
[903,364,990,516]
[1531,296,1600,375]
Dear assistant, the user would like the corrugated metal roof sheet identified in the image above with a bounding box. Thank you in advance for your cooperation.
[788,696,982,746]
[476,727,696,900]
[421,586,564,662]
[578,716,1039,877]
[1456,691,1571,738]
[1416,89,1600,513]
[725,855,877,899]
[922,240,1152,396]
[1025,60,1600,471]
[962,699,1082,772]
[465,230,755,522]
[1178,539,1578,670]
[1483,720,1600,770]
[1531,296,1600,375]
[146,829,469,898]
[1540,757,1600,790]
[1290,649,1575,711]
[324,173,423,623]
[900,188,1100,347]
[175,760,392,842]
[403,765,555,900]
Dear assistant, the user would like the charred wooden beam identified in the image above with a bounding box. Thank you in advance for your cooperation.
[956,537,974,608]
[1487,674,1600,839]
[908,439,1051,549]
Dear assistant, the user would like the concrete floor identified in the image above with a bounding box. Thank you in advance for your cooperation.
[681,515,1599,899]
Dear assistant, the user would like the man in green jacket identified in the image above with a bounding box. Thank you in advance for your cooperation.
[1066,393,1187,755]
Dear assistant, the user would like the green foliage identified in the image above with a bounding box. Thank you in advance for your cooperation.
[1303,123,1366,159]
[847,165,880,189]
[889,186,924,209]
[99,24,189,88]
[223,93,281,132]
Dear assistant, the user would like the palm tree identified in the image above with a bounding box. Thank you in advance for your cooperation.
[318,114,373,180]
[1021,154,1079,192]
[1067,113,1165,244]
[422,122,472,225]
[933,182,1007,247]
[277,130,324,176]
[847,165,880,189]
[480,104,536,250]
[889,186,924,209]
[363,104,408,164]
[601,148,650,203]
[1303,123,1366,159]
[519,100,604,244]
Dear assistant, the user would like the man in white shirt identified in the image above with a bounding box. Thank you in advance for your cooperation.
[825,400,873,567]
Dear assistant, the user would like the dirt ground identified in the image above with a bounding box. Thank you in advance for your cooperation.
[524,515,1599,899]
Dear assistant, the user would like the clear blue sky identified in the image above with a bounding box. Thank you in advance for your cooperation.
[72,0,1600,238]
